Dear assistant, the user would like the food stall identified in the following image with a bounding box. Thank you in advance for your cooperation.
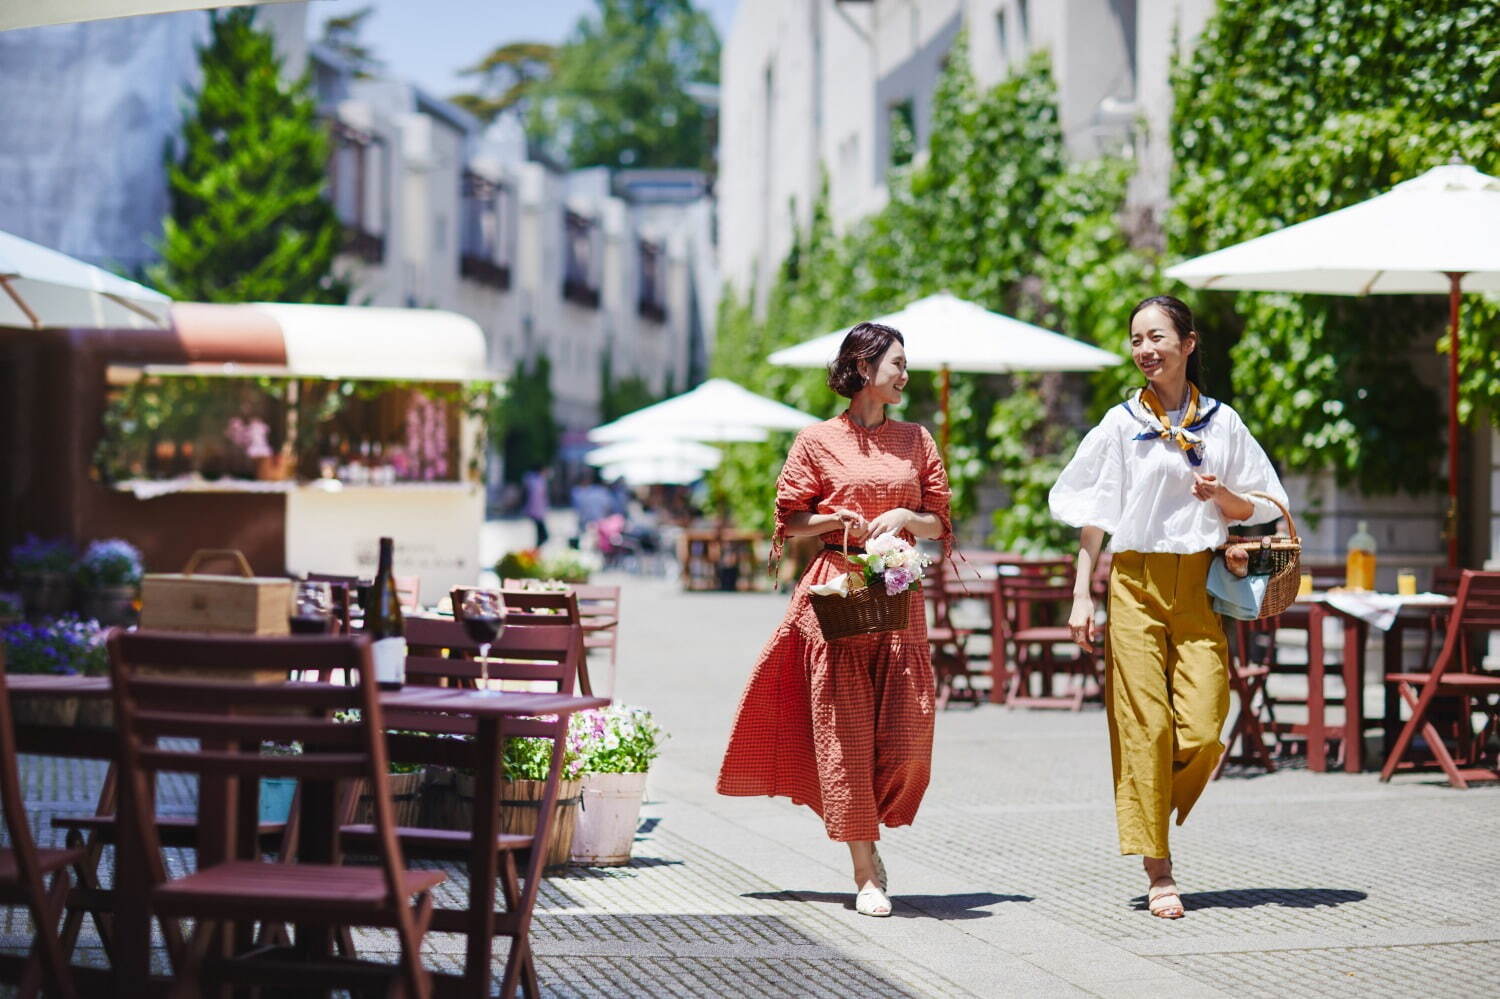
[3,302,496,597]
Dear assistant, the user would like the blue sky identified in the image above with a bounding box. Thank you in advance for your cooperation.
[305,0,738,100]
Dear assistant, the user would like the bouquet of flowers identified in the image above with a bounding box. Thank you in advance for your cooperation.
[8,534,75,576]
[854,533,932,595]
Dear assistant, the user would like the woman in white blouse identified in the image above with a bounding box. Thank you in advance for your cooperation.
[1049,295,1287,920]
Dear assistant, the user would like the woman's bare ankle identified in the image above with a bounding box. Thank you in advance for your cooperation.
[1143,856,1174,881]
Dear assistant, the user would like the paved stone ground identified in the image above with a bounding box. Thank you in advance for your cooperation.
[4,559,1498,996]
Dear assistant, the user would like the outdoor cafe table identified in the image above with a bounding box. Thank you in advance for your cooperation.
[1296,591,1455,773]
[3,673,607,996]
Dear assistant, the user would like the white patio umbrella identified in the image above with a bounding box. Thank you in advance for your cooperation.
[600,458,712,487]
[0,1,291,32]
[1164,162,1500,566]
[0,229,170,330]
[584,438,723,471]
[588,378,818,444]
[768,292,1122,456]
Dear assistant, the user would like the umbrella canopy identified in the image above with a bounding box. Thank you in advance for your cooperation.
[769,292,1122,458]
[1164,164,1500,294]
[585,438,723,470]
[0,1,291,32]
[588,378,818,444]
[767,292,1122,373]
[600,458,711,487]
[1164,162,1500,566]
[0,229,170,329]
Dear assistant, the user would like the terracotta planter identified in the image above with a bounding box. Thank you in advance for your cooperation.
[437,773,581,870]
[81,585,139,627]
[351,770,426,827]
[10,696,80,728]
[255,453,295,481]
[570,771,647,866]
[18,571,72,617]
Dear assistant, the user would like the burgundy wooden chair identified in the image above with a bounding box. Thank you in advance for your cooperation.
[995,565,1098,710]
[1213,618,1279,778]
[571,584,621,673]
[340,622,583,999]
[484,588,592,695]
[923,567,978,709]
[1381,570,1500,788]
[106,630,443,996]
[0,650,85,998]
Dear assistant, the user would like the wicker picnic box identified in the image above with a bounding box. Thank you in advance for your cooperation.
[139,549,291,636]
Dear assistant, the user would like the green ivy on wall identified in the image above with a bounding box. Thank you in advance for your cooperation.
[1170,0,1500,495]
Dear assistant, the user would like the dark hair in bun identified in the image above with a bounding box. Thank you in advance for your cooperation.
[827,322,905,398]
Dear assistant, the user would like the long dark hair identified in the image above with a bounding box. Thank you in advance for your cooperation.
[827,321,905,398]
[1129,295,1203,390]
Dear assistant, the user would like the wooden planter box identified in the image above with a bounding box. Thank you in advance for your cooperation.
[350,770,426,827]
[426,770,580,870]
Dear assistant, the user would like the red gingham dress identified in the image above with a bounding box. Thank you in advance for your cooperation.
[716,413,952,842]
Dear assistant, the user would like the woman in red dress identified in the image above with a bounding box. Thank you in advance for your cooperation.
[717,322,952,918]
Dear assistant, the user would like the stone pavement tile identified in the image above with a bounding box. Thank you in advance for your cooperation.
[1154,942,1500,999]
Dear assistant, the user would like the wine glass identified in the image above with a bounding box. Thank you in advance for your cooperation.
[289,580,334,634]
[460,589,505,696]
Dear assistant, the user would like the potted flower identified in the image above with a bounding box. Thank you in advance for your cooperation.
[0,591,21,628]
[8,535,75,616]
[495,549,543,582]
[76,538,144,627]
[1,614,108,726]
[334,713,429,827]
[568,706,665,866]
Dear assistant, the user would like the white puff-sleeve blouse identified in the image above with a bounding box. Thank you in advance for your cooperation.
[1048,395,1289,554]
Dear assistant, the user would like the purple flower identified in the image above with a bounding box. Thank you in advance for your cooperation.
[883,566,916,595]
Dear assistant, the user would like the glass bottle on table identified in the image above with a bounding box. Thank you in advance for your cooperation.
[368,537,407,689]
[1345,520,1377,592]
[459,589,505,696]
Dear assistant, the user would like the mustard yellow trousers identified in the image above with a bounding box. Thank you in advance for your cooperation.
[1105,550,1229,857]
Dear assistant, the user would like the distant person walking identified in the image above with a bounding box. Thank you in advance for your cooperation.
[522,467,551,549]
[1049,295,1287,919]
[718,322,951,918]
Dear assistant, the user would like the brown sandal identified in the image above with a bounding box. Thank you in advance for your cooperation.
[1147,877,1184,919]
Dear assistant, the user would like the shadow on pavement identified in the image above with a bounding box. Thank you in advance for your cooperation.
[743,889,1030,919]
[1133,887,1368,911]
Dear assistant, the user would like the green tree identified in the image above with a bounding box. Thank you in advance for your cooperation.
[599,347,663,422]
[526,0,720,169]
[449,42,558,125]
[319,5,383,78]
[152,9,348,303]
[501,354,560,482]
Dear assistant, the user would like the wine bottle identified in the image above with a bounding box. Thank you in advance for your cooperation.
[368,537,407,689]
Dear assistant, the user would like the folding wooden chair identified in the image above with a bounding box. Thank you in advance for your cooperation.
[923,567,977,709]
[0,651,85,999]
[571,584,621,673]
[339,622,584,999]
[107,631,443,996]
[480,588,592,695]
[1213,618,1279,778]
[1381,570,1500,788]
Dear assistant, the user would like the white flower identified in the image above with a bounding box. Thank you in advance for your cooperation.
[865,532,910,558]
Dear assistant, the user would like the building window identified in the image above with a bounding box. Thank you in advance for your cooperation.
[637,240,667,323]
[329,121,387,263]
[562,211,600,308]
[459,171,512,290]
[996,8,1009,64]
[889,99,915,167]
[1017,0,1029,47]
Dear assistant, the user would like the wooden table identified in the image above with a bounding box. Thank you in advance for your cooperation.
[1297,593,1455,773]
[4,675,606,997]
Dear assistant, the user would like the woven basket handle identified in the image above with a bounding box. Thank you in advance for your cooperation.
[182,549,254,577]
[1247,490,1298,541]
[841,524,851,559]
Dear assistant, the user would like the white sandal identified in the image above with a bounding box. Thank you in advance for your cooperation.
[855,882,892,917]
[1147,878,1185,919]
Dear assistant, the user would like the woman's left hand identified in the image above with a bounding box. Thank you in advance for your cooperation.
[866,508,915,539]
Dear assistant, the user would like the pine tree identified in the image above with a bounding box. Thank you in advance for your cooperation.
[152,9,348,303]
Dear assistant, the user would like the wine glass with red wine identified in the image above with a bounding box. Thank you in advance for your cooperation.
[290,581,334,635]
[460,589,504,695]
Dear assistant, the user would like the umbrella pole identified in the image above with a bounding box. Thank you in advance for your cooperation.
[1444,272,1465,568]
[939,365,951,465]
[0,276,41,329]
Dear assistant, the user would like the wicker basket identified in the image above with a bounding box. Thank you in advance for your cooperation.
[1219,490,1301,620]
[807,531,914,642]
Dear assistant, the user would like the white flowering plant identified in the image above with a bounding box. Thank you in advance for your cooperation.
[848,532,932,596]
[568,706,665,774]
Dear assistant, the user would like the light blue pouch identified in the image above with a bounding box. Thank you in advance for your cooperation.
[1207,557,1268,620]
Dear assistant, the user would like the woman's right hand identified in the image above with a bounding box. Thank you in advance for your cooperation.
[1069,594,1100,653]
[830,507,869,541]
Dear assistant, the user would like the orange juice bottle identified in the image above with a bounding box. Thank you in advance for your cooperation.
[1345,521,1377,591]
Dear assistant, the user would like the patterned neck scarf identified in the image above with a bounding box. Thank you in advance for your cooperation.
[1130,384,1218,466]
